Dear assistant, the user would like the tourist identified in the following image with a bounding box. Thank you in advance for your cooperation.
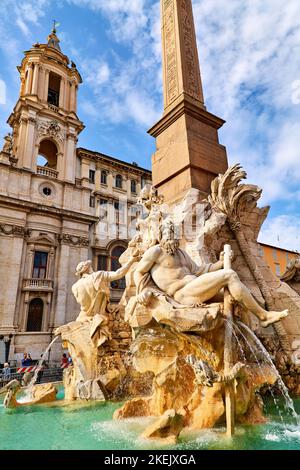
[61,353,68,367]
[2,362,11,381]
[21,353,31,367]
[27,353,33,365]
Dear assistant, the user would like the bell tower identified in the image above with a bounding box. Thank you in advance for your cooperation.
[7,24,84,183]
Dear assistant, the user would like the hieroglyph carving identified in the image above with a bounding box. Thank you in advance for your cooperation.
[180,0,202,100]
[163,0,179,106]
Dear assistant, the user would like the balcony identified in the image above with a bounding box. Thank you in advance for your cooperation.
[37,166,58,179]
[22,278,54,292]
[48,104,59,113]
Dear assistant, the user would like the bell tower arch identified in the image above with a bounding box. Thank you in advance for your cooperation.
[7,24,84,183]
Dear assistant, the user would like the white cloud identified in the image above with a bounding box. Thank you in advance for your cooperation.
[191,0,300,209]
[259,215,300,252]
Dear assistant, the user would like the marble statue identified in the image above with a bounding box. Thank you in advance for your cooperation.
[2,133,13,154]
[73,254,139,347]
[134,220,288,329]
[55,252,140,401]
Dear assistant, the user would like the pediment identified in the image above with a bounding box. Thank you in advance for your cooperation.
[27,233,57,247]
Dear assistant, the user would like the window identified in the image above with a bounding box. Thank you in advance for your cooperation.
[48,73,61,107]
[37,139,58,169]
[111,246,126,289]
[89,170,95,184]
[258,246,264,258]
[272,249,278,261]
[27,298,44,332]
[43,187,52,196]
[101,171,108,185]
[90,196,95,208]
[100,198,107,205]
[275,264,281,276]
[131,180,137,194]
[32,251,48,279]
[115,174,123,189]
[98,255,108,271]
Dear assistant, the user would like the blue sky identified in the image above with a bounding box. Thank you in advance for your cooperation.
[0,0,300,250]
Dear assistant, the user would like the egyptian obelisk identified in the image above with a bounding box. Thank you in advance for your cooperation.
[148,0,228,203]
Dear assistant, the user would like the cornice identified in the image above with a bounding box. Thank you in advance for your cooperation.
[148,97,226,138]
[0,195,98,224]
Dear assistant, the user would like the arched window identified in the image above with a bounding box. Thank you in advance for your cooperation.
[48,73,61,107]
[115,174,123,189]
[101,171,108,185]
[27,298,44,332]
[111,246,126,289]
[37,139,58,169]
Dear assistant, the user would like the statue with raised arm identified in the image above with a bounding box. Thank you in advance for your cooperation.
[134,220,288,329]
[73,253,139,347]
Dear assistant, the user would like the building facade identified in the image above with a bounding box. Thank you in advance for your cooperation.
[258,243,299,278]
[0,29,150,363]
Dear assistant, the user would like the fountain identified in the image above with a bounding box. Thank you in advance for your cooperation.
[1,166,299,450]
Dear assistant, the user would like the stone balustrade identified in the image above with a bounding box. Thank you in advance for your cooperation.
[37,166,58,179]
[22,278,54,290]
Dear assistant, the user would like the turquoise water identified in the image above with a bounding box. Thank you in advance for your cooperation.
[1,388,300,450]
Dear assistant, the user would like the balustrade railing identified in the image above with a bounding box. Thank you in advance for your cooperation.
[23,278,54,290]
[37,166,58,179]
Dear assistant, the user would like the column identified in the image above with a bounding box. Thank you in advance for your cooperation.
[69,81,76,113]
[26,245,35,278]
[43,70,50,102]
[53,244,70,327]
[59,77,66,109]
[38,67,45,100]
[64,134,76,182]
[16,117,28,165]
[65,80,70,111]
[23,115,36,170]
[24,64,34,95]
[31,63,39,96]
[0,236,24,328]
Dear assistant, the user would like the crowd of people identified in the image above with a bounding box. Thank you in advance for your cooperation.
[1,351,73,383]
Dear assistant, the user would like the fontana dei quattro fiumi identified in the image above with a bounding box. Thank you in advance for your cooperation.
[1,0,300,451]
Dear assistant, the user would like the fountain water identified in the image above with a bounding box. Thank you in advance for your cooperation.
[237,322,298,421]
[230,321,285,424]
[22,336,59,403]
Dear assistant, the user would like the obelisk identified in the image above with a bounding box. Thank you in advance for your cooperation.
[148,0,228,203]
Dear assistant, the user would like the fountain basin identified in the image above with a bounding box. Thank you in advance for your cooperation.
[1,390,300,450]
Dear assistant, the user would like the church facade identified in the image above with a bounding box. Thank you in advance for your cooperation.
[0,28,151,362]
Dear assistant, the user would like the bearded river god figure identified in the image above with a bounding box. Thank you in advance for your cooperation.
[131,221,288,330]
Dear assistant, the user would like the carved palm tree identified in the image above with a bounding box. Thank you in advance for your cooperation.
[208,164,291,354]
